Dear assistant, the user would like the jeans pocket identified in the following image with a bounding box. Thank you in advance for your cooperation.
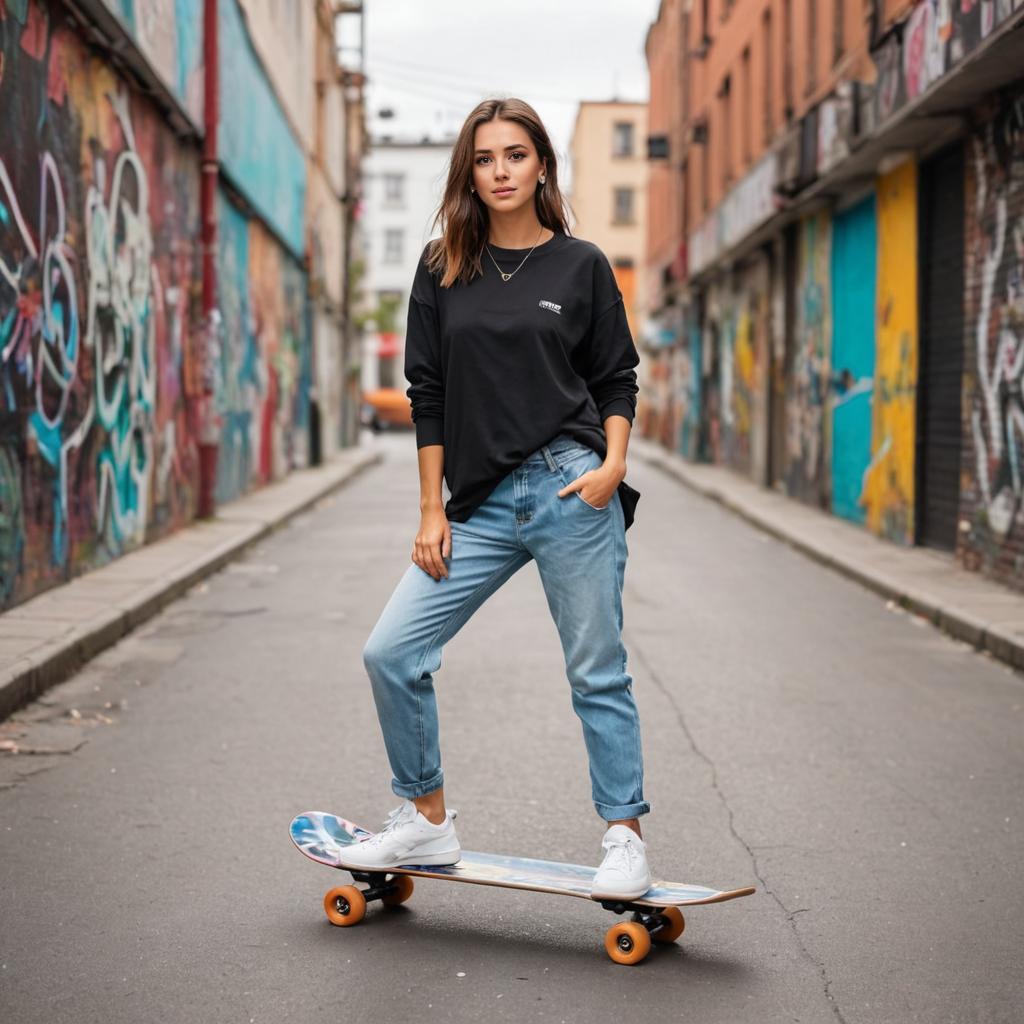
[563,448,611,510]
[575,491,612,511]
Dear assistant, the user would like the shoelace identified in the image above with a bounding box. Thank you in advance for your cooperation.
[602,837,639,874]
[359,803,458,848]
[360,802,415,848]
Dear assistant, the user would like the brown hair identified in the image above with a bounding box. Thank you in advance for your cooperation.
[425,97,574,288]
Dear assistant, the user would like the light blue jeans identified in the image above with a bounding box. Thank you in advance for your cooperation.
[361,434,649,821]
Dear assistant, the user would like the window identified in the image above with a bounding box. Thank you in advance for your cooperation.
[383,173,405,205]
[741,47,751,167]
[720,74,732,187]
[806,0,817,94]
[763,8,773,146]
[833,0,844,64]
[783,0,793,118]
[702,123,711,212]
[383,228,403,263]
[613,188,635,224]
[613,121,634,157]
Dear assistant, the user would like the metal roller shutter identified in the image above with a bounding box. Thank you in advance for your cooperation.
[917,144,965,552]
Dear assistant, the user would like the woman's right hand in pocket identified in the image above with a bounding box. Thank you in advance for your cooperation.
[413,506,451,580]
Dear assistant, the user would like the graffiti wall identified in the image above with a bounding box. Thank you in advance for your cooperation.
[863,161,917,544]
[0,0,202,609]
[784,212,831,506]
[960,88,1024,591]
[678,310,701,460]
[703,262,770,479]
[215,188,310,505]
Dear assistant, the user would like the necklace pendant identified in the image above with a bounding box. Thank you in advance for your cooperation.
[501,272,511,281]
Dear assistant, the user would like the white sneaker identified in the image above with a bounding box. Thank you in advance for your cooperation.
[338,799,461,870]
[591,824,652,900]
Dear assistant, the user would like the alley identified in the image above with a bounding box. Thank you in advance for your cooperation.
[1,433,1021,1024]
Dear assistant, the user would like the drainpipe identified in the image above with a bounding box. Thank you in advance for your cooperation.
[198,0,220,518]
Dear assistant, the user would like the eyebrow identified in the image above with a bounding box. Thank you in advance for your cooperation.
[474,144,528,154]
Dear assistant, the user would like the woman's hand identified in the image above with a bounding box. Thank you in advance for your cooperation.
[557,460,625,510]
[414,504,451,580]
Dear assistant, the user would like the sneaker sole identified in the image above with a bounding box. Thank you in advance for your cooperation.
[339,849,462,870]
[590,882,652,901]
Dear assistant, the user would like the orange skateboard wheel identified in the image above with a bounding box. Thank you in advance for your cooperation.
[381,874,415,906]
[651,907,685,943]
[323,885,366,926]
[604,921,652,965]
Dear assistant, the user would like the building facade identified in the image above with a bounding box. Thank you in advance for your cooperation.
[646,0,1024,592]
[360,137,451,396]
[569,101,649,331]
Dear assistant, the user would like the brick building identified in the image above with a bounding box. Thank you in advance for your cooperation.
[645,0,1024,592]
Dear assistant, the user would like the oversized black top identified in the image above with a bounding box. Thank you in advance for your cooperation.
[403,230,641,528]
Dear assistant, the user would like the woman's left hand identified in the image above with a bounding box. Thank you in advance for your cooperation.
[557,460,626,510]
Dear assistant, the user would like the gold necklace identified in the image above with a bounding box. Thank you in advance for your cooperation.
[485,228,547,282]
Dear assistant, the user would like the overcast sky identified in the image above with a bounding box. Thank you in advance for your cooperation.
[358,1,661,188]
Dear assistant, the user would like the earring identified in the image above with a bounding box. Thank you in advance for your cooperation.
[539,175,546,185]
[470,187,476,193]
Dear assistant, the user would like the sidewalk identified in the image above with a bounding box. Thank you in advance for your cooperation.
[630,437,1024,674]
[0,448,381,720]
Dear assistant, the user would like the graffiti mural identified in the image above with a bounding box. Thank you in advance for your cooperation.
[215,189,310,504]
[678,311,701,460]
[784,212,831,506]
[703,263,770,478]
[0,0,317,612]
[0,0,201,609]
[961,89,1024,590]
[863,161,917,545]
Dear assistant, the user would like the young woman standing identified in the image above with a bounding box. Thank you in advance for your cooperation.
[345,97,651,900]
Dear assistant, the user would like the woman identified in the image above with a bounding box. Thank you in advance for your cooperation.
[347,97,651,900]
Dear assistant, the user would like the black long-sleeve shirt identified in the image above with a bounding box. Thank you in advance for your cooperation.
[404,230,641,528]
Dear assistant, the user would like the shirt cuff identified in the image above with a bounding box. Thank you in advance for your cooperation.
[415,417,445,448]
[599,398,636,424]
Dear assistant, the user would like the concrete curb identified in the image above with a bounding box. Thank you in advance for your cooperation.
[0,449,382,720]
[630,439,1024,675]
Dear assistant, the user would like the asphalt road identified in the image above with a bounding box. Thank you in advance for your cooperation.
[2,431,1021,1024]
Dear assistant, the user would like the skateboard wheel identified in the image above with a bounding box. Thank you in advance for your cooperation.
[652,907,685,943]
[323,885,366,926]
[604,921,652,965]
[381,874,415,906]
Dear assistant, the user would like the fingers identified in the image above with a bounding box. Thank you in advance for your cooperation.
[427,541,448,580]
[413,537,449,581]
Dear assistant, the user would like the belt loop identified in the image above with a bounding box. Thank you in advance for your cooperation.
[541,445,558,472]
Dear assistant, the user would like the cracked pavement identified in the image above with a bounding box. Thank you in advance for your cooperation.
[1,432,1022,1023]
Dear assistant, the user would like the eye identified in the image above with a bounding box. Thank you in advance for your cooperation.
[475,156,490,164]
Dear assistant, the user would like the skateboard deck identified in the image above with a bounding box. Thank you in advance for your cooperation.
[290,811,756,965]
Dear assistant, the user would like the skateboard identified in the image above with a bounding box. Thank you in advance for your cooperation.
[289,811,756,965]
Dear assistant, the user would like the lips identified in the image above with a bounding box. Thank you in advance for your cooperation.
[493,187,516,194]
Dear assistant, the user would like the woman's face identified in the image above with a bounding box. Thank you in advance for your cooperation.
[471,119,546,215]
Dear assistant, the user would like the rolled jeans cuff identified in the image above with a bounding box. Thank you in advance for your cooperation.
[391,769,445,800]
[595,799,651,821]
